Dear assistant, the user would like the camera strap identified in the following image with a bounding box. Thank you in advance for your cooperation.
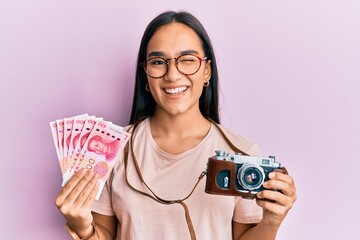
[207,118,249,156]
[123,117,247,240]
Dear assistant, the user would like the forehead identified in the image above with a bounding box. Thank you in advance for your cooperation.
[147,22,204,56]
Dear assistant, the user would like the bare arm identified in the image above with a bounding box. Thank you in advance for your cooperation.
[232,221,278,240]
[232,169,297,240]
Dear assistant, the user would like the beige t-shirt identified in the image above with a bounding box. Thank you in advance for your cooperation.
[92,118,263,240]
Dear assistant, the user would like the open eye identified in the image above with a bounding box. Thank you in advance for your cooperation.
[149,58,167,66]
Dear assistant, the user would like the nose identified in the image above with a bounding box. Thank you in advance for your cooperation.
[164,58,182,81]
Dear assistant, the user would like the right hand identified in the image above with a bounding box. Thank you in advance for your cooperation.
[55,169,100,237]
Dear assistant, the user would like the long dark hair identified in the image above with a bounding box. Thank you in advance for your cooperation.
[129,11,220,124]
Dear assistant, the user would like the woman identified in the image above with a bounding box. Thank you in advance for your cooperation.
[55,11,297,240]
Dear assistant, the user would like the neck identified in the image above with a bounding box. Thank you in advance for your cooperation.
[150,109,209,138]
[148,107,212,154]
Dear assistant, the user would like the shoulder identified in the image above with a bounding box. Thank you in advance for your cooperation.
[214,124,262,157]
[122,117,149,134]
[123,124,133,132]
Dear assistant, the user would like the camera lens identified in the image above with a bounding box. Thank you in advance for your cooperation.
[237,164,265,190]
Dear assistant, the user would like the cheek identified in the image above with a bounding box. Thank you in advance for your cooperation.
[190,76,205,92]
[148,81,162,97]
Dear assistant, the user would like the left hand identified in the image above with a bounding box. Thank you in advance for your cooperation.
[256,167,297,228]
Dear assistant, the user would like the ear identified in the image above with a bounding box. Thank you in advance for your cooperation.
[203,60,212,84]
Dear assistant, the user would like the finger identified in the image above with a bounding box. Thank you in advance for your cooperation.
[55,169,87,207]
[81,175,100,209]
[269,171,292,183]
[256,198,289,218]
[66,171,96,205]
[275,166,288,175]
[58,171,98,218]
[263,179,295,197]
[257,189,291,207]
[264,172,296,195]
[73,173,100,208]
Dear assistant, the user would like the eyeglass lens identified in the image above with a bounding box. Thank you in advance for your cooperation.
[143,54,204,78]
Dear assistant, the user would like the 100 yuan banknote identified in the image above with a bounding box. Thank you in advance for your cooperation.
[63,116,102,180]
[62,120,130,199]
[62,114,88,175]
[50,121,62,172]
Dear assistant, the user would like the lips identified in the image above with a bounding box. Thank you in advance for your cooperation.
[163,86,188,94]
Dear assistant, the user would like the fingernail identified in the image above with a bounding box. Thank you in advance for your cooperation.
[269,172,276,178]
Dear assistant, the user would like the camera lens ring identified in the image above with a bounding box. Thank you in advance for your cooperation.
[237,164,265,191]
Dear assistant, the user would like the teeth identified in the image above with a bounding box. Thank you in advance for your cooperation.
[164,86,187,94]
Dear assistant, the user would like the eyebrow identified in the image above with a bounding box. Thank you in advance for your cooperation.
[147,50,200,58]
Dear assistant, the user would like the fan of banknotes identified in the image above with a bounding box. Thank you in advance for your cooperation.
[50,114,130,199]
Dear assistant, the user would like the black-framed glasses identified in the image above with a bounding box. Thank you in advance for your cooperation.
[140,54,208,78]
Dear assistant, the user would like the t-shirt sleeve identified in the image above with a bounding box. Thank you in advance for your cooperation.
[91,172,116,216]
[233,197,263,223]
[247,143,262,157]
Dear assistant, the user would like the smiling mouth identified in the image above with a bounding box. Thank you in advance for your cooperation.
[163,86,188,94]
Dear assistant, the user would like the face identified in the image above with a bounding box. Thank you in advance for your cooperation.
[245,173,254,183]
[145,22,211,117]
[89,137,107,154]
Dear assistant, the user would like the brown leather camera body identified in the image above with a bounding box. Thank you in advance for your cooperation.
[205,158,257,199]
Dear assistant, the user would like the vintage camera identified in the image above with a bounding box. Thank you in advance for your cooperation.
[205,150,281,199]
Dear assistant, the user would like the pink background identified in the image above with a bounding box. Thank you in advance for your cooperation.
[1,1,359,239]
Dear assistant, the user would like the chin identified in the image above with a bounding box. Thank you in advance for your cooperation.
[166,104,199,116]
